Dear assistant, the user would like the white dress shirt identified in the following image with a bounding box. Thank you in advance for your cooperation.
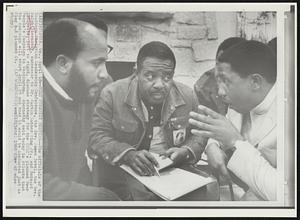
[207,85,277,200]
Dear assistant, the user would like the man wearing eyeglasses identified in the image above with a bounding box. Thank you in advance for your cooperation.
[43,17,119,200]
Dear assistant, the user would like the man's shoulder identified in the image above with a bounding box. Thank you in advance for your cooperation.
[194,68,216,90]
[173,80,194,96]
[102,75,134,94]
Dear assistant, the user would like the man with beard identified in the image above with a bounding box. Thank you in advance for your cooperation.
[88,41,207,200]
[43,18,119,200]
[189,40,277,200]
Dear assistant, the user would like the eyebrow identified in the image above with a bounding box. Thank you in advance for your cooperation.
[90,57,107,62]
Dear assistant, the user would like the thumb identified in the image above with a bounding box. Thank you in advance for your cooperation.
[165,148,176,157]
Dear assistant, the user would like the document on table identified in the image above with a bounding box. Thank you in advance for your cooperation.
[151,153,174,171]
[120,153,215,200]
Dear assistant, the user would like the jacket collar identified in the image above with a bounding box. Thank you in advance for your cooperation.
[124,75,186,123]
[251,84,276,116]
[43,65,73,101]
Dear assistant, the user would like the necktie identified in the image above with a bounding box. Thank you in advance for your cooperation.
[241,112,252,142]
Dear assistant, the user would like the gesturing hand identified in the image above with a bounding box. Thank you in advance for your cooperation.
[189,105,243,151]
[122,150,159,176]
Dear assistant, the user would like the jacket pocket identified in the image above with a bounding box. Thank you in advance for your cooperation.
[166,116,189,146]
[112,117,138,133]
[169,116,189,129]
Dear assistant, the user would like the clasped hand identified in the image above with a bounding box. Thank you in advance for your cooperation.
[122,147,190,176]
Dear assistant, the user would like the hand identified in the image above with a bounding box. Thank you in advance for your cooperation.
[205,143,230,181]
[122,150,158,176]
[161,147,190,164]
[189,105,243,151]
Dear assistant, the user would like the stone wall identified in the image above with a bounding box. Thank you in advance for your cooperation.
[44,11,277,87]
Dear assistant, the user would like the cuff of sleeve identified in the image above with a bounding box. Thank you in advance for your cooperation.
[112,148,136,165]
[205,138,220,153]
[205,138,220,151]
[181,145,197,164]
[227,140,259,181]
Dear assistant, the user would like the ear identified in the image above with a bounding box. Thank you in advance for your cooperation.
[250,73,264,91]
[55,55,73,75]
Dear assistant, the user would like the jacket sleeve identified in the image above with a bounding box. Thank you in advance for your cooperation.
[183,90,208,163]
[88,87,135,165]
[43,172,119,201]
[43,131,119,201]
[227,141,276,201]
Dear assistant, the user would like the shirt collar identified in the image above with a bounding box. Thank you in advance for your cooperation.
[43,65,73,101]
[251,84,276,115]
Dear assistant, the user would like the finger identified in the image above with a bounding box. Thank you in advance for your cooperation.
[189,111,215,124]
[169,151,179,162]
[139,153,156,175]
[165,148,176,157]
[131,163,144,176]
[191,129,214,138]
[134,158,150,176]
[189,118,215,131]
[198,105,220,119]
[144,151,159,168]
[159,153,167,159]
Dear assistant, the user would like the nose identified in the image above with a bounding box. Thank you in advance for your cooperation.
[153,77,164,89]
[217,83,226,98]
[97,63,109,80]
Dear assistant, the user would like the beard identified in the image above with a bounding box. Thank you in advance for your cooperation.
[66,66,91,103]
[66,66,113,104]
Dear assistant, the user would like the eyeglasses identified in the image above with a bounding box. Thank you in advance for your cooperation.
[107,45,113,54]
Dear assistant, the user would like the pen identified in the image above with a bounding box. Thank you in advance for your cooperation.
[154,166,160,177]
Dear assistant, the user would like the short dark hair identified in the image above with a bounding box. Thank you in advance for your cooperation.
[43,18,84,67]
[75,13,108,33]
[136,41,176,70]
[268,37,277,55]
[216,37,246,57]
[218,40,276,83]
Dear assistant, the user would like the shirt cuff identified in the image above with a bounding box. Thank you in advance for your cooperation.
[112,148,136,165]
[205,138,220,152]
[227,140,258,180]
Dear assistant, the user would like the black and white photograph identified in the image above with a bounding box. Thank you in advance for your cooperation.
[3,3,296,217]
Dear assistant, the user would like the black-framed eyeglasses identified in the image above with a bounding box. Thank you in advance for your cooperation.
[107,45,113,54]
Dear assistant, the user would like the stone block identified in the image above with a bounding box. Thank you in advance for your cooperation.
[172,48,193,76]
[140,29,169,46]
[170,39,191,48]
[138,21,173,34]
[174,12,205,25]
[177,25,207,40]
[192,40,218,61]
[190,60,215,78]
[205,12,218,40]
[115,24,141,42]
[110,42,140,62]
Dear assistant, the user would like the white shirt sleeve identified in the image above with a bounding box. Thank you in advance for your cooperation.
[205,138,220,152]
[227,141,277,201]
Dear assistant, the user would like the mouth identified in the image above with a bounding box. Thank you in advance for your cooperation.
[89,86,99,98]
[150,92,165,100]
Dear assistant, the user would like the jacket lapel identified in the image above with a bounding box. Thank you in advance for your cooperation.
[251,104,276,147]
[161,82,186,125]
[124,75,146,122]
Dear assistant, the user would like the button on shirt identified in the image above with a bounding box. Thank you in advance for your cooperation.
[139,102,163,151]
